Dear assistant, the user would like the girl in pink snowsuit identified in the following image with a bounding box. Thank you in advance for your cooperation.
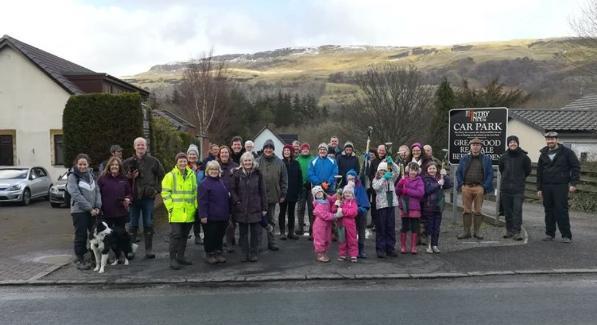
[312,185,340,263]
[337,185,359,262]
[396,162,425,254]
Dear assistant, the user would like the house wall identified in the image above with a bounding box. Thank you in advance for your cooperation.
[565,139,597,162]
[0,47,70,182]
[253,129,283,158]
[507,119,546,162]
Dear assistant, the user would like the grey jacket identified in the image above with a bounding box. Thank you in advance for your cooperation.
[67,171,102,214]
[371,162,400,209]
[256,154,288,204]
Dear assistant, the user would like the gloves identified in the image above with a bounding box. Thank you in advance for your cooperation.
[440,168,447,176]
[383,172,393,180]
[322,181,329,191]
[335,208,343,219]
[335,200,342,207]
[362,153,370,161]
[386,156,394,165]
[438,178,445,186]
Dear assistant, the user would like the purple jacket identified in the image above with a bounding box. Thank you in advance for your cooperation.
[396,176,425,217]
[198,176,230,221]
[422,174,453,215]
[97,174,132,218]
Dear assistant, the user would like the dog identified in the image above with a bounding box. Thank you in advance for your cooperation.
[90,221,138,273]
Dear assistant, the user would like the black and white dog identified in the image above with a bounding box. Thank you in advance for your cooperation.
[90,221,138,273]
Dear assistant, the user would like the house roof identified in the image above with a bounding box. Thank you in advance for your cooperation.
[561,94,597,111]
[152,109,196,130]
[509,109,597,133]
[0,34,148,96]
[254,126,292,145]
[278,133,299,144]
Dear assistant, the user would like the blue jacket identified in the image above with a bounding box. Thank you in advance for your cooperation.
[353,179,370,215]
[308,155,339,189]
[456,153,494,194]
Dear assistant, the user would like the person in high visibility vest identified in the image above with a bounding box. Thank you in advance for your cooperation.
[161,152,197,270]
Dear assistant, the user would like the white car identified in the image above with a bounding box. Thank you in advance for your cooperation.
[0,166,53,205]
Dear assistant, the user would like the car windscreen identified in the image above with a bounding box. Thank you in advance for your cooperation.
[0,169,28,180]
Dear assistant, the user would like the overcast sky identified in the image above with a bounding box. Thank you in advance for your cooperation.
[1,0,585,76]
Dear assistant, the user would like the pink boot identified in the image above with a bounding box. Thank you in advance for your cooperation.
[410,233,418,255]
[400,232,407,254]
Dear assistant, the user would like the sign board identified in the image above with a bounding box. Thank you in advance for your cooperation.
[448,107,508,165]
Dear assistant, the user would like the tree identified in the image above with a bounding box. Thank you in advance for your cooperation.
[428,78,455,153]
[346,65,433,146]
[178,51,231,143]
[455,79,529,108]
[569,0,597,74]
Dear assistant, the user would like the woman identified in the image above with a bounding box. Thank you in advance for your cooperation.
[230,152,267,262]
[67,153,102,270]
[219,146,239,252]
[187,144,204,245]
[161,152,197,270]
[97,156,133,262]
[198,161,231,264]
[279,144,302,240]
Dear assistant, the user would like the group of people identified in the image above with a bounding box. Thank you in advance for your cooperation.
[67,130,580,270]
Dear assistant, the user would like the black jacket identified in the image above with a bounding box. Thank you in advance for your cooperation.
[123,154,165,200]
[283,158,302,202]
[498,148,532,194]
[337,152,360,187]
[537,144,580,191]
[230,168,267,223]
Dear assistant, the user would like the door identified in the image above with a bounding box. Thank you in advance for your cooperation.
[0,135,14,166]
[29,168,44,198]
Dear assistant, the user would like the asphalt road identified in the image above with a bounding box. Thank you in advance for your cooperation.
[1,275,597,325]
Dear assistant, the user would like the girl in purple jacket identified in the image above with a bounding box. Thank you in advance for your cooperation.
[422,162,452,254]
[396,162,425,254]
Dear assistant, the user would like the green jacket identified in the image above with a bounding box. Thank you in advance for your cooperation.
[256,154,288,204]
[296,154,314,185]
[161,167,197,223]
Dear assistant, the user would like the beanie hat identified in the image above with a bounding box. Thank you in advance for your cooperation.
[318,143,327,150]
[187,144,199,156]
[110,144,123,153]
[507,135,519,146]
[263,139,275,150]
[343,184,355,196]
[311,185,324,198]
[344,141,354,149]
[411,142,422,150]
[377,162,388,172]
[300,143,310,151]
[346,169,357,178]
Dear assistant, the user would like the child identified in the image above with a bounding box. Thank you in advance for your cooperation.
[371,158,400,258]
[337,184,359,262]
[396,162,425,255]
[312,185,341,263]
[346,169,370,259]
[422,162,452,253]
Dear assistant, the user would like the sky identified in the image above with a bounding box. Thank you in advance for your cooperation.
[1,0,586,76]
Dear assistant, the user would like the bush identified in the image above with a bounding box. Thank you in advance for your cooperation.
[151,116,196,170]
[63,93,143,169]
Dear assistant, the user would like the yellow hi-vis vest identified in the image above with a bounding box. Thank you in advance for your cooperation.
[161,166,197,223]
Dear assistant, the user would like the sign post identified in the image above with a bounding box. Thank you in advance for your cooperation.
[448,107,508,223]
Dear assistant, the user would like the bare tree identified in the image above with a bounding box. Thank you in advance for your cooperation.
[346,65,433,147]
[571,0,597,42]
[178,51,232,143]
[568,0,597,74]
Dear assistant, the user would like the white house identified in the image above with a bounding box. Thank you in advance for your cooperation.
[0,35,149,181]
[253,126,298,158]
[508,96,597,162]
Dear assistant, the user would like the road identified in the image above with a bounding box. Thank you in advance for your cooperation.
[1,275,596,325]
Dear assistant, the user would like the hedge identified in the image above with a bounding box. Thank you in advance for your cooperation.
[63,93,143,170]
[150,115,198,170]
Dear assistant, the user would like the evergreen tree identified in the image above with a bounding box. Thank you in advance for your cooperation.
[428,78,455,156]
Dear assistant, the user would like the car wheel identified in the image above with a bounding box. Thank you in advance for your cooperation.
[50,202,61,208]
[21,188,31,206]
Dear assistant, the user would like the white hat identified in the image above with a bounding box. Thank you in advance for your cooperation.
[311,185,324,197]
[377,162,388,172]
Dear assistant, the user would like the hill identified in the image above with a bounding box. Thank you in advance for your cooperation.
[125,38,597,108]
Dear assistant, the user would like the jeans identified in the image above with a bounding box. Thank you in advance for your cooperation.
[296,184,313,233]
[72,212,94,259]
[425,212,442,246]
[374,207,396,254]
[203,220,228,254]
[239,222,261,258]
[501,191,524,234]
[266,203,277,246]
[278,201,297,235]
[129,197,154,230]
[542,183,572,239]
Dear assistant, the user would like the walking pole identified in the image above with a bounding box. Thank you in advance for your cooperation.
[495,167,501,222]
[451,164,458,224]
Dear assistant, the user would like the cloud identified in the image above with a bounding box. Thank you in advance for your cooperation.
[0,0,581,76]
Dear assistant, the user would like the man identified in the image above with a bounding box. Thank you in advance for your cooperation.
[328,136,342,157]
[456,137,493,240]
[537,131,580,243]
[244,140,258,158]
[423,144,442,166]
[296,143,314,237]
[336,141,360,188]
[200,144,220,171]
[308,143,339,195]
[256,139,288,251]
[396,145,411,179]
[499,135,531,241]
[367,144,388,228]
[98,144,123,174]
[123,137,165,258]
[230,136,245,164]
[292,140,301,157]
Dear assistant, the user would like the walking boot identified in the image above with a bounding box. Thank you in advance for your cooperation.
[169,246,181,270]
[144,228,156,259]
[129,227,140,244]
[205,253,217,265]
[426,242,433,254]
[400,232,407,254]
[473,214,484,240]
[410,233,418,255]
[457,213,472,239]
[215,251,226,263]
[176,235,192,265]
[267,231,279,251]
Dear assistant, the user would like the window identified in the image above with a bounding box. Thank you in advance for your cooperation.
[0,133,15,166]
[53,134,64,165]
